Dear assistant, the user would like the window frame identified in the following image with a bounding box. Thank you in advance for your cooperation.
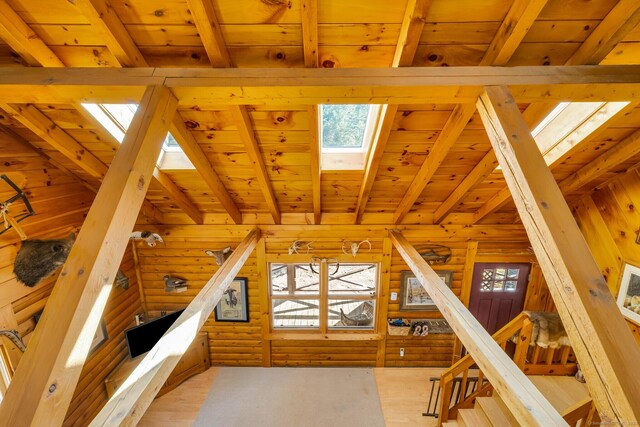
[267,254,383,338]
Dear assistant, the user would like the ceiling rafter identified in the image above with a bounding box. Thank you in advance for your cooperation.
[72,0,147,67]
[392,0,549,224]
[470,0,640,223]
[300,0,321,223]
[169,115,243,224]
[0,0,64,67]
[188,0,282,224]
[354,0,432,223]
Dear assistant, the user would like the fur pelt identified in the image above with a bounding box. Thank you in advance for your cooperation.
[13,234,75,287]
[524,311,570,349]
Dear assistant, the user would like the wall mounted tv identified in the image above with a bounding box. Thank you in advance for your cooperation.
[125,309,185,358]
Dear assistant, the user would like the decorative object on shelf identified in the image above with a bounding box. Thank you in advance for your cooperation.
[163,275,188,293]
[342,239,371,257]
[616,262,640,325]
[214,278,249,322]
[411,319,454,335]
[288,240,313,255]
[205,246,233,266]
[309,257,339,275]
[414,244,451,265]
[130,230,163,247]
[0,174,34,240]
[400,270,453,311]
[387,318,411,336]
[13,233,75,287]
[114,269,129,290]
[89,319,108,354]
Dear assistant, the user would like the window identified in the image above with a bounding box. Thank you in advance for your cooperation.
[480,267,520,292]
[270,262,378,330]
[81,103,192,169]
[319,104,382,171]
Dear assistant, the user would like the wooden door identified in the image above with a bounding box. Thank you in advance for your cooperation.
[468,263,530,335]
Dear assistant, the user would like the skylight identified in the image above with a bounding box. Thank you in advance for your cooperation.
[81,103,189,168]
[319,104,381,170]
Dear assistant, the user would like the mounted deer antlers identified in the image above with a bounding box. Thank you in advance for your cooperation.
[309,257,340,275]
[205,246,233,266]
[288,240,314,255]
[342,239,371,257]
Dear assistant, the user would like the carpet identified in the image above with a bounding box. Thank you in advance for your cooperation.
[193,367,385,427]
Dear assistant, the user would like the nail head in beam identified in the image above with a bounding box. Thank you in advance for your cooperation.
[388,229,565,426]
[0,85,178,427]
[476,85,640,423]
[90,227,261,426]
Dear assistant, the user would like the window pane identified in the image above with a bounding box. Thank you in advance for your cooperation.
[328,263,377,296]
[493,281,504,291]
[329,300,375,329]
[505,280,517,291]
[271,264,319,295]
[321,104,369,148]
[495,268,506,280]
[272,299,320,328]
[507,268,519,279]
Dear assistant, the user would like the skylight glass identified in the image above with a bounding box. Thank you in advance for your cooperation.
[321,104,370,149]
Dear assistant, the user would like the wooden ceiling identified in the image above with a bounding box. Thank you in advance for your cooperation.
[1,0,639,225]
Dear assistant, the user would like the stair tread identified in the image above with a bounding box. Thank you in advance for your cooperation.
[476,396,519,427]
[458,408,492,427]
[442,422,460,427]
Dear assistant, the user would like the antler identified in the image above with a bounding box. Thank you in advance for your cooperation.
[342,241,352,256]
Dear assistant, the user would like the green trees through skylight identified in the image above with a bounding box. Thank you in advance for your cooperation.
[321,104,369,148]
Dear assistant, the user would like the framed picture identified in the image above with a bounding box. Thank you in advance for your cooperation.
[215,278,249,322]
[400,270,453,311]
[89,319,108,354]
[617,263,640,325]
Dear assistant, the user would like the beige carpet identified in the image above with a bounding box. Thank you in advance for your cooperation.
[193,367,385,427]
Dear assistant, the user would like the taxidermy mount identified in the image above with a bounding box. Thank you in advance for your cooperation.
[13,233,75,287]
[205,247,233,266]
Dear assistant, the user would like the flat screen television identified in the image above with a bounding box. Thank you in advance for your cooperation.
[125,309,184,358]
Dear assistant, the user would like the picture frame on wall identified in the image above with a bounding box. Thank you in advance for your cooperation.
[89,319,108,355]
[400,270,453,311]
[617,263,640,325]
[215,277,249,322]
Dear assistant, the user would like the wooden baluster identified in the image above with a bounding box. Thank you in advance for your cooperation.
[532,345,541,364]
[513,319,533,370]
[545,347,556,365]
[459,369,469,402]
[438,373,454,426]
[560,346,571,366]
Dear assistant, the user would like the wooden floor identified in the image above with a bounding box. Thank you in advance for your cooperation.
[136,367,589,426]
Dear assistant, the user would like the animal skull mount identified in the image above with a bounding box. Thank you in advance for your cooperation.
[130,231,164,247]
[309,257,340,275]
[288,240,314,255]
[342,240,371,257]
[205,246,233,266]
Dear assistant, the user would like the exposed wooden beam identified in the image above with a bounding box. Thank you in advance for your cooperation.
[300,0,318,67]
[566,0,640,65]
[0,103,108,179]
[308,105,321,224]
[230,105,281,224]
[0,86,177,427]
[186,0,232,67]
[354,0,431,223]
[434,150,498,223]
[480,0,549,66]
[477,85,640,423]
[73,0,147,67]
[151,168,203,224]
[0,0,64,67]
[91,228,260,426]
[393,0,548,223]
[169,115,242,224]
[393,103,476,223]
[472,185,512,224]
[389,229,564,425]
[559,128,640,194]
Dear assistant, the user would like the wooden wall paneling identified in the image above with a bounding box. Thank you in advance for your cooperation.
[90,228,260,426]
[0,85,178,427]
[389,229,563,425]
[375,237,392,367]
[477,85,640,423]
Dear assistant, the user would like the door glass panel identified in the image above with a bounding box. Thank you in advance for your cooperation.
[481,280,493,292]
[507,268,519,279]
[493,281,504,291]
[505,280,517,291]
[495,268,506,280]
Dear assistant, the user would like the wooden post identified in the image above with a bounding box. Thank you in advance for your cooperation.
[257,237,272,367]
[476,85,640,423]
[0,85,177,427]
[90,227,260,426]
[389,229,565,426]
[375,238,392,366]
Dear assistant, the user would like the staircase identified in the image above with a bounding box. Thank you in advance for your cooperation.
[436,312,598,426]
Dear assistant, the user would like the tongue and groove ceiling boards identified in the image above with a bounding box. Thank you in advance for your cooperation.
[0,0,638,227]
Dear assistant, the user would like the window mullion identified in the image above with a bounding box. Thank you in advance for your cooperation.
[320,259,328,333]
